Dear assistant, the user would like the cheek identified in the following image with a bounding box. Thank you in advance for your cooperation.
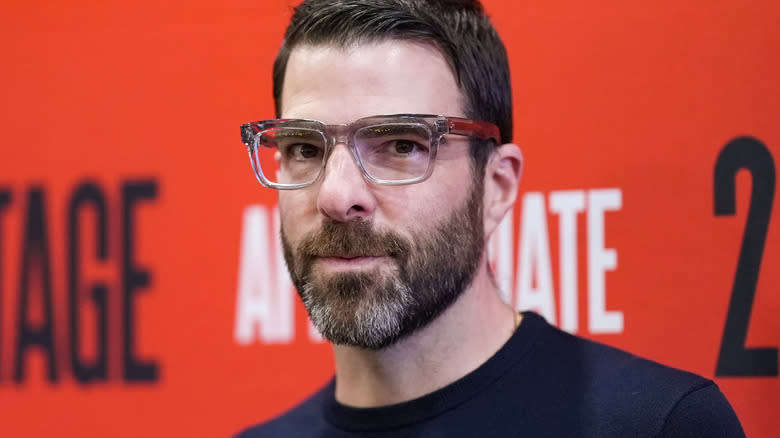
[419,160,474,211]
[372,179,466,230]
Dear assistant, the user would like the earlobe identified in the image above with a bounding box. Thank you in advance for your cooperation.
[483,143,523,238]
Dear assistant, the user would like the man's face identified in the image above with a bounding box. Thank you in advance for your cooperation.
[278,41,485,349]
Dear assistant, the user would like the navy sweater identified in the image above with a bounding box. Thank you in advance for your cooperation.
[236,312,745,437]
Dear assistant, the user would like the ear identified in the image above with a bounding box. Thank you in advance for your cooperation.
[482,143,523,239]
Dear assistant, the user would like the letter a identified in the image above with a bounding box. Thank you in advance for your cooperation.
[234,205,294,344]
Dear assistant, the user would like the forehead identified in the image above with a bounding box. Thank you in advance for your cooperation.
[280,40,465,123]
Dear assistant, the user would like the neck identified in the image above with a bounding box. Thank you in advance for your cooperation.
[331,264,519,408]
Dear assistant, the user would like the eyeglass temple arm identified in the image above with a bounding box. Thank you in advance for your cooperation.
[447,118,501,144]
[240,124,261,148]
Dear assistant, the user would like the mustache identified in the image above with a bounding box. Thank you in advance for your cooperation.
[297,220,410,260]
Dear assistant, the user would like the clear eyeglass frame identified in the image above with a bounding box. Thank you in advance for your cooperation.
[239,113,501,190]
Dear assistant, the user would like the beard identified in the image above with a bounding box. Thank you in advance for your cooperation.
[281,184,484,350]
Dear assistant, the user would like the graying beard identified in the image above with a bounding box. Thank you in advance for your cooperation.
[301,275,413,349]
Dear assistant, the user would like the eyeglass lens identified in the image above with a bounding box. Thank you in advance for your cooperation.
[253,122,433,186]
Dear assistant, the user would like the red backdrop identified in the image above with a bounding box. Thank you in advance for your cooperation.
[0,0,777,436]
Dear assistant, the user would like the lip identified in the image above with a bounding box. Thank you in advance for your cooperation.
[315,255,385,271]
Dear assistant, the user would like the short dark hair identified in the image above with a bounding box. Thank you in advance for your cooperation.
[272,0,512,176]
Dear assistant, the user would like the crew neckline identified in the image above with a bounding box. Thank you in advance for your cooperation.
[323,311,545,432]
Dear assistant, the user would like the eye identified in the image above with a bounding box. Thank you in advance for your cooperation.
[288,143,323,160]
[392,140,417,155]
[387,139,428,156]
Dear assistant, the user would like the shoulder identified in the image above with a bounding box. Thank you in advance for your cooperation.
[516,312,745,436]
[523,312,709,394]
[657,382,745,437]
[233,381,334,438]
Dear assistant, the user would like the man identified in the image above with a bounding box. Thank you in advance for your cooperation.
[236,0,745,436]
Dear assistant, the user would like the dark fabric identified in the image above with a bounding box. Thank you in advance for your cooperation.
[235,312,745,437]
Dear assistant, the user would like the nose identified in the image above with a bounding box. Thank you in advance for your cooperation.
[316,144,376,222]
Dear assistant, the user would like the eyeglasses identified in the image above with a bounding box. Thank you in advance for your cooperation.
[240,114,500,190]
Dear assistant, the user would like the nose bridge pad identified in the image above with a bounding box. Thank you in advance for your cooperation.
[323,127,363,180]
